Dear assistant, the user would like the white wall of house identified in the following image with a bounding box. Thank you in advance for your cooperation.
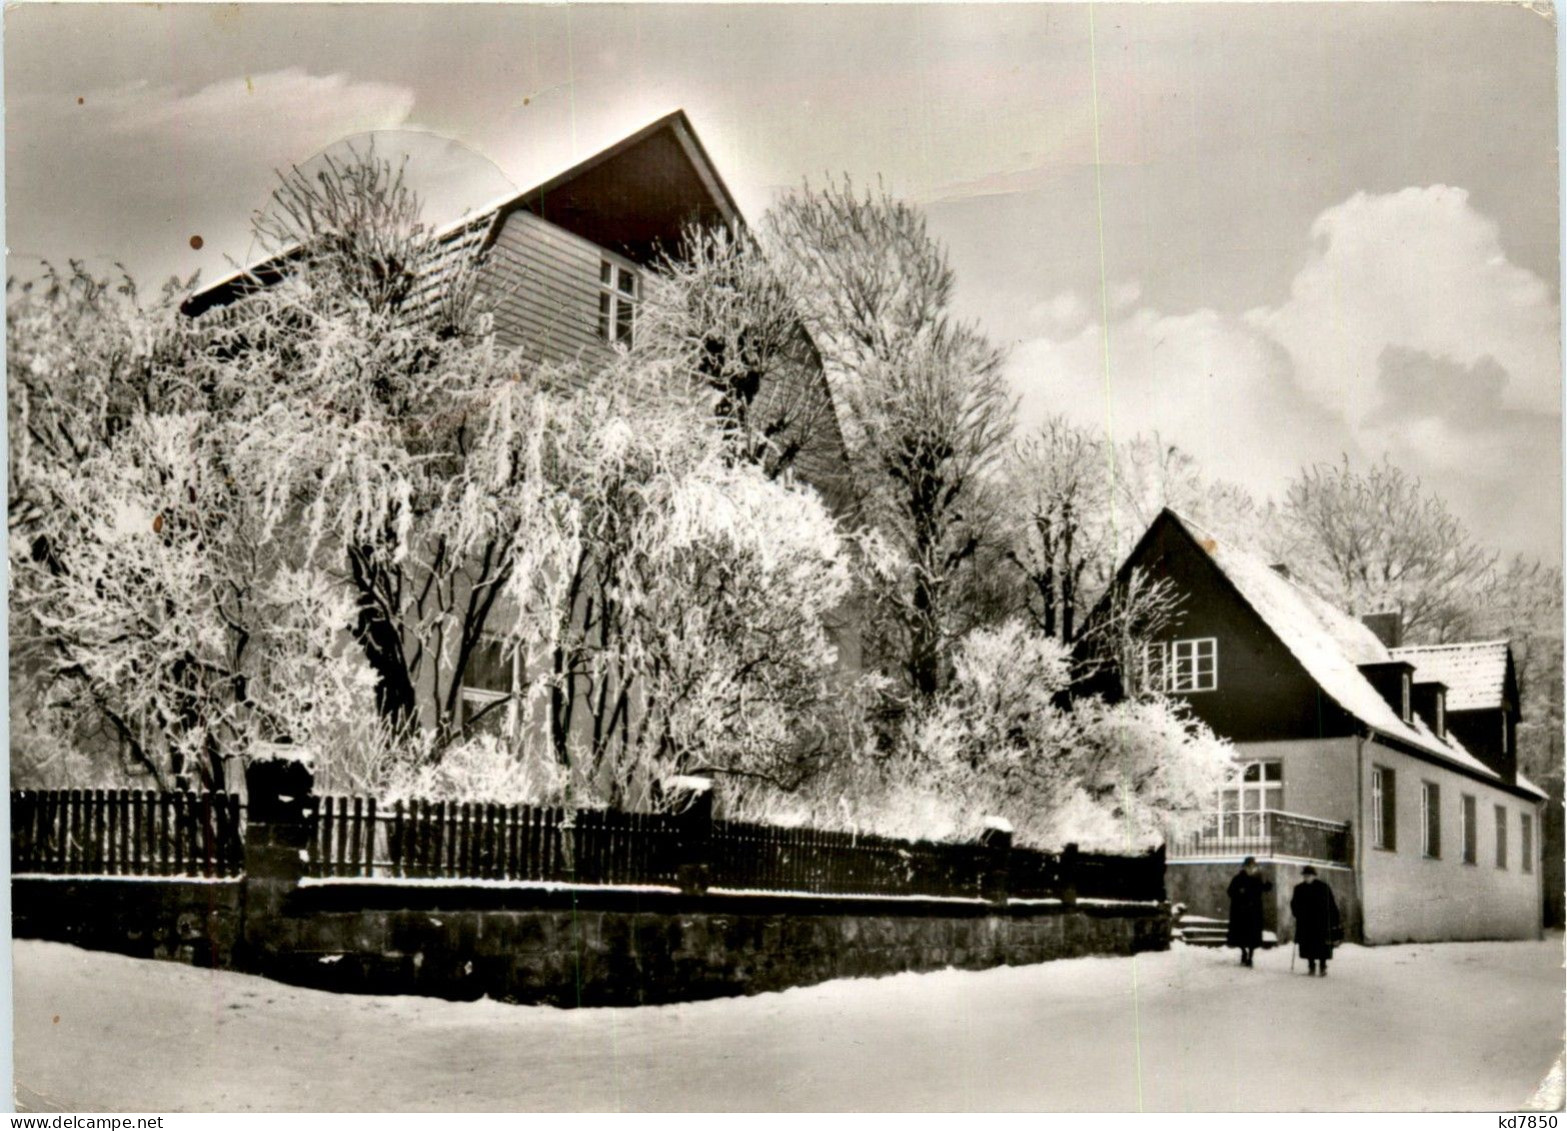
[1232,737,1359,825]
[1358,735,1543,944]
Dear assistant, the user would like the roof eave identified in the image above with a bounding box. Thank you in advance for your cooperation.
[1361,725,1547,802]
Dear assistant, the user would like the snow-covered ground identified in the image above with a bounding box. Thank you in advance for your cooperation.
[13,936,1564,1112]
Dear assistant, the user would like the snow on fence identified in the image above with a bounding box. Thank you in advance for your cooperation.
[10,788,244,878]
[10,788,1167,903]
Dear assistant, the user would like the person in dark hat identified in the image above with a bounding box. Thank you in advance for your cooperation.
[1290,865,1341,976]
[1226,855,1271,967]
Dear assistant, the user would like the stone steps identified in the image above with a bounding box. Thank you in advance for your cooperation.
[1173,915,1279,949]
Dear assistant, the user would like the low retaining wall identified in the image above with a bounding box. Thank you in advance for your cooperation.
[13,875,243,968]
[252,883,1170,1006]
[11,874,1169,1006]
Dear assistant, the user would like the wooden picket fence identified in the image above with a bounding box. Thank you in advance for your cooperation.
[11,787,1167,903]
[10,788,244,878]
[309,797,684,887]
[708,820,990,899]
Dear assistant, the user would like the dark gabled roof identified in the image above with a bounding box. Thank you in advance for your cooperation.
[184,110,740,318]
[480,109,741,261]
[1128,510,1544,801]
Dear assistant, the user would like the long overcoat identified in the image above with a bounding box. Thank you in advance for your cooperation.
[1226,870,1272,948]
[1290,878,1341,960]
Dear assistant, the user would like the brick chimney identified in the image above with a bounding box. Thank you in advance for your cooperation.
[1361,612,1403,650]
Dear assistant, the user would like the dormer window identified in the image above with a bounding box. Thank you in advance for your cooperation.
[1360,660,1417,723]
[1435,691,1445,739]
[598,259,638,346]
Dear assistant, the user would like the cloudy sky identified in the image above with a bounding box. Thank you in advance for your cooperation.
[7,3,1562,560]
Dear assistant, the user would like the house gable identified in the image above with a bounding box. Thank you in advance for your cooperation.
[1098,510,1544,802]
[487,110,741,267]
[1113,511,1359,743]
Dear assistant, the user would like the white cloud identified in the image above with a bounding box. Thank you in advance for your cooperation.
[93,68,417,163]
[1249,185,1559,421]
[1007,186,1562,557]
[1012,305,1352,495]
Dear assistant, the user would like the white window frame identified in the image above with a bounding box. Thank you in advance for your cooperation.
[1460,793,1477,864]
[597,258,639,347]
[1149,637,1217,693]
[1372,765,1392,850]
[457,636,520,746]
[1171,637,1218,693]
[1421,781,1441,859]
[1215,760,1283,837]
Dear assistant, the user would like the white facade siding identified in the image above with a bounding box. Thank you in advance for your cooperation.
[478,209,623,372]
[1357,735,1542,943]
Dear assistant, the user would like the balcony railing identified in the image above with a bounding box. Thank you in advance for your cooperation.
[1167,809,1352,865]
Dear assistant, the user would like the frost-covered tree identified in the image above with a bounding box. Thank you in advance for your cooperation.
[1002,416,1116,643]
[519,360,854,808]
[1472,555,1564,788]
[8,265,383,790]
[806,621,1233,849]
[9,151,862,803]
[1283,456,1496,642]
[767,180,1013,703]
[634,224,842,488]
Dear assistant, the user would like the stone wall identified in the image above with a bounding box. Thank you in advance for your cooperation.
[12,877,242,968]
[248,884,1169,1006]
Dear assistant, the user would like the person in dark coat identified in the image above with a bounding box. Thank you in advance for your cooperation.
[1290,865,1341,976]
[1226,856,1271,967]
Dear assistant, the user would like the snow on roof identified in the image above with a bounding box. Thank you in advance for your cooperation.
[1167,512,1543,799]
[1390,641,1510,713]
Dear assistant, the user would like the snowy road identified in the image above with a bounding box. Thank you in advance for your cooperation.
[13,936,1564,1111]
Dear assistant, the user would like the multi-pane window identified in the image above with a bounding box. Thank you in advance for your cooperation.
[597,260,638,346]
[1372,765,1396,851]
[1144,638,1218,693]
[458,637,516,744]
[1522,812,1534,874]
[1460,794,1477,864]
[1422,781,1441,859]
[1495,804,1508,869]
[1172,638,1218,692]
[1216,761,1283,837]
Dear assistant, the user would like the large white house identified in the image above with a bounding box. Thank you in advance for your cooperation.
[1108,509,1546,944]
